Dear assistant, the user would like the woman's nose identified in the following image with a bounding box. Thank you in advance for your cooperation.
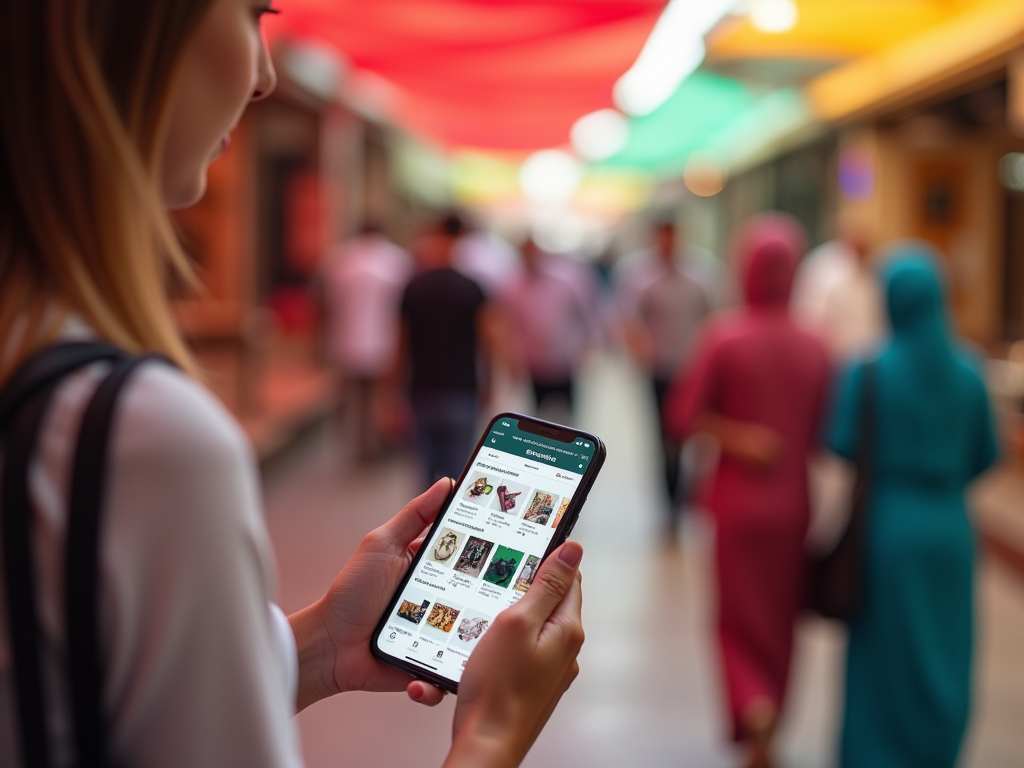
[252,38,277,101]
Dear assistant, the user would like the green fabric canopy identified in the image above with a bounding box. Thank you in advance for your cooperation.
[599,72,754,173]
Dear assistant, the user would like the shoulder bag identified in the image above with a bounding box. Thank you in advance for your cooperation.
[807,360,876,621]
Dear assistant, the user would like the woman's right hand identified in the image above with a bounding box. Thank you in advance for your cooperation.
[443,541,585,768]
[732,423,783,470]
[694,413,782,470]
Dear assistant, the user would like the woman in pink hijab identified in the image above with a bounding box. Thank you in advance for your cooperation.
[665,214,831,768]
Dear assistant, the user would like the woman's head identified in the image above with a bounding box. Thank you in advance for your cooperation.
[732,212,806,310]
[0,0,277,380]
[162,0,277,207]
[878,241,951,344]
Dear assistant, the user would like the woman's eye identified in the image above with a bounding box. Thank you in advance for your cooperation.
[254,5,281,21]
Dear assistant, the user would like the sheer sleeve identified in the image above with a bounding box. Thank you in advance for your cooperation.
[101,365,303,768]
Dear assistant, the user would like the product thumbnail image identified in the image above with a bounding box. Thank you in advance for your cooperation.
[453,536,494,579]
[429,527,464,568]
[522,490,558,526]
[483,545,525,589]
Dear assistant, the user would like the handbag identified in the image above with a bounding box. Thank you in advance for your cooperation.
[807,361,876,621]
[1,342,169,768]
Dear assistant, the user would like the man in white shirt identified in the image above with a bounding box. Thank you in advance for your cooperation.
[790,220,885,360]
[790,219,885,551]
[320,222,412,463]
[499,239,593,418]
[452,224,522,298]
[618,220,712,535]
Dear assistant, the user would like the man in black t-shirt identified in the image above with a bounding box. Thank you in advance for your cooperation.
[393,213,493,484]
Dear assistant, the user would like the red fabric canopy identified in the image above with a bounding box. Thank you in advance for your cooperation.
[271,1,665,150]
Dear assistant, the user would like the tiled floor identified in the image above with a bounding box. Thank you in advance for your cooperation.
[263,351,1024,768]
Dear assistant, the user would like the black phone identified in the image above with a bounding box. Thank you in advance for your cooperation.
[370,411,606,693]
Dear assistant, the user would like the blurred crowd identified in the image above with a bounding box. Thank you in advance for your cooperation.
[317,208,1000,768]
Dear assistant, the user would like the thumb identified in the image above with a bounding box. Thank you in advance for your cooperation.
[381,478,454,550]
[516,541,583,625]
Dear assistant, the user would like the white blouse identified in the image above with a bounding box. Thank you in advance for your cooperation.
[0,352,303,767]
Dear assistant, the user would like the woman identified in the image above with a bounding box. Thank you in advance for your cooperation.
[0,2,584,766]
[665,214,830,768]
[828,247,997,768]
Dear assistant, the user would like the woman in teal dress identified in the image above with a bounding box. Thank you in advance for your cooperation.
[827,245,998,768]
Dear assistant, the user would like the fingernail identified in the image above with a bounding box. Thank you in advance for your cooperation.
[557,542,583,568]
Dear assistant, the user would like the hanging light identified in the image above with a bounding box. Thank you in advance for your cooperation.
[613,0,737,117]
[519,150,584,205]
[750,0,799,34]
[571,109,630,161]
[684,151,727,197]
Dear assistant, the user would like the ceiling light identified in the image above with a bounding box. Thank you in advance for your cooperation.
[520,150,584,205]
[750,0,798,34]
[613,0,737,117]
[571,109,630,161]
[683,151,727,197]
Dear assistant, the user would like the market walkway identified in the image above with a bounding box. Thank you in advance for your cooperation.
[263,351,1024,768]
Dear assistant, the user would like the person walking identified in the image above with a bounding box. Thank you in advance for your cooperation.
[320,220,411,463]
[665,214,830,768]
[0,3,584,766]
[827,245,998,768]
[390,213,497,484]
[499,237,591,418]
[790,215,885,360]
[621,219,711,533]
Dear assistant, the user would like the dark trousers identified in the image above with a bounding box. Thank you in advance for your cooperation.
[411,391,478,486]
[339,376,382,463]
[653,376,685,528]
[532,377,574,412]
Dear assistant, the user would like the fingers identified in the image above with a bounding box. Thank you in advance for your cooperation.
[406,680,446,707]
[408,533,428,557]
[515,541,583,630]
[542,568,583,637]
[382,478,454,550]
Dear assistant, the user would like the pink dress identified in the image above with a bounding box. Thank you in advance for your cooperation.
[665,214,830,738]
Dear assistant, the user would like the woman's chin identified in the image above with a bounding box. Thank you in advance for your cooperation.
[163,173,208,211]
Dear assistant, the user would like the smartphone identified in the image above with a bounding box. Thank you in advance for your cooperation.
[371,411,606,693]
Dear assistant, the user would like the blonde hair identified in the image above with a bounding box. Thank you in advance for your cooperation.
[0,0,216,384]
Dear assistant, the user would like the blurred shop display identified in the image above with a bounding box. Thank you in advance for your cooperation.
[163,1,1024,464]
[169,52,396,462]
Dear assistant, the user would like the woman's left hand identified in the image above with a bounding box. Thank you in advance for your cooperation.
[289,478,453,712]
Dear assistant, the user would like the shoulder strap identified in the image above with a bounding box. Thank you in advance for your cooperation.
[857,361,876,467]
[0,343,124,440]
[65,354,166,768]
[3,387,63,768]
[1,342,126,768]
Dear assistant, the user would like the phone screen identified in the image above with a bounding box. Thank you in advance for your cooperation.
[373,414,601,687]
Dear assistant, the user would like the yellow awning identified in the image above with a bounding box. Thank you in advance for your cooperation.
[706,0,976,62]
[805,0,1024,122]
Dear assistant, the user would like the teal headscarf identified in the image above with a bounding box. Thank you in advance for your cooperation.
[880,243,957,387]
[883,244,953,350]
[827,242,997,483]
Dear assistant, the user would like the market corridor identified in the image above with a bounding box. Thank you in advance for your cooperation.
[263,351,1024,768]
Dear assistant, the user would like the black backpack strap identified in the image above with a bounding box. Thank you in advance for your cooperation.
[65,354,167,768]
[3,386,63,768]
[1,342,126,768]
[0,343,124,438]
